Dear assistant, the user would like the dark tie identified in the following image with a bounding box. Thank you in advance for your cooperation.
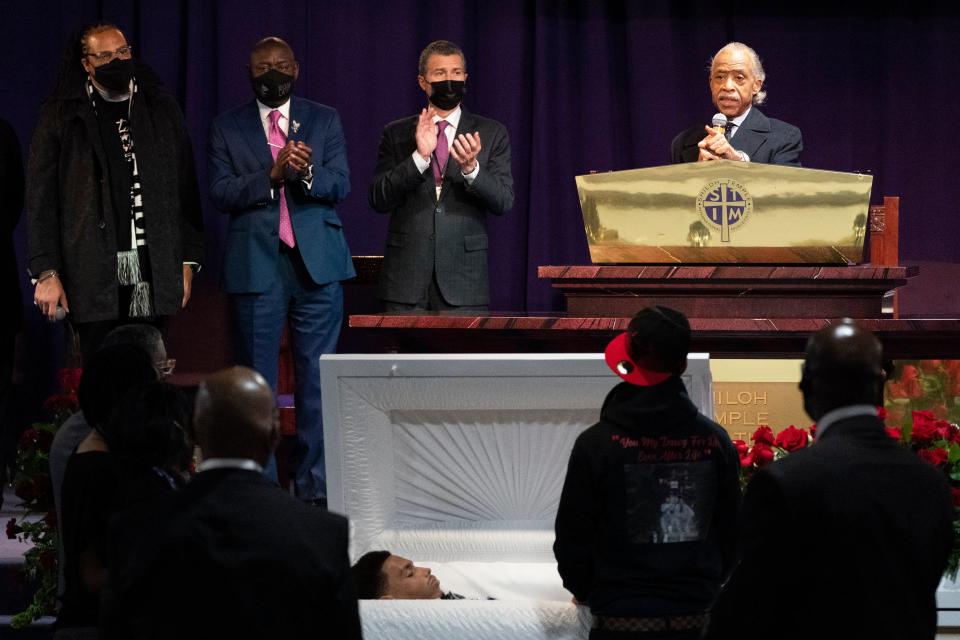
[432,120,450,186]
[725,119,737,141]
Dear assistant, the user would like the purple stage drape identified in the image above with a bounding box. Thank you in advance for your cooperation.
[2,2,960,392]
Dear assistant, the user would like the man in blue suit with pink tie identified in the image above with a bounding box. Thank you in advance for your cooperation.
[208,36,354,506]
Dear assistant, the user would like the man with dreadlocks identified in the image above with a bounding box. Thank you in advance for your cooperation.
[27,23,204,362]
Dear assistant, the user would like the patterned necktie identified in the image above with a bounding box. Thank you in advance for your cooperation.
[268,109,295,248]
[725,118,737,141]
[432,120,450,186]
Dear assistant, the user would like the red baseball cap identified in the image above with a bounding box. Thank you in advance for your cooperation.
[604,332,673,386]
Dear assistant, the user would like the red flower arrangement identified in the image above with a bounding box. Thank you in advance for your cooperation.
[734,424,815,488]
[5,367,81,628]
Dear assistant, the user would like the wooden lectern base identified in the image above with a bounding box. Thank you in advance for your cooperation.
[538,265,917,319]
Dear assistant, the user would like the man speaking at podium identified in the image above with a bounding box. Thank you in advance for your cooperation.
[671,42,802,166]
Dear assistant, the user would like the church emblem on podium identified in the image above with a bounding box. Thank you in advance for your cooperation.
[696,179,753,242]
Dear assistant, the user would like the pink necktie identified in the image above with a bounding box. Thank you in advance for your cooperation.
[432,120,450,186]
[269,110,295,248]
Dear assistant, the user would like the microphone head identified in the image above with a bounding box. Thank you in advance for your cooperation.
[711,113,727,128]
[54,306,67,321]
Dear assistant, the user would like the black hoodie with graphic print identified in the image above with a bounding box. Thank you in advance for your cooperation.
[554,376,740,617]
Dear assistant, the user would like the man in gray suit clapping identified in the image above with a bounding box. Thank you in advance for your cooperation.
[370,40,513,312]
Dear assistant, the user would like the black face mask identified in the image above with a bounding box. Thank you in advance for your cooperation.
[428,80,465,111]
[252,69,295,108]
[93,58,134,92]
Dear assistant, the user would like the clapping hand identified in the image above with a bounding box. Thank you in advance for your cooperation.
[415,107,439,161]
[450,131,481,174]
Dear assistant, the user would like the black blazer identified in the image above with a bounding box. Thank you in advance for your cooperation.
[369,108,513,307]
[106,468,361,639]
[706,415,953,640]
[670,107,803,166]
[26,76,204,322]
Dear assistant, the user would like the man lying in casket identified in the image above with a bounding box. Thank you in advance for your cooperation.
[352,550,469,600]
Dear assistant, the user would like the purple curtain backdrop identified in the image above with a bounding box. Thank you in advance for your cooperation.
[2,2,960,388]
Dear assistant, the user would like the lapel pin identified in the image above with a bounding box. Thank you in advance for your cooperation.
[291,120,301,134]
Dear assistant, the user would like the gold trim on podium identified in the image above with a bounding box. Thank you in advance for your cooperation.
[576,161,873,264]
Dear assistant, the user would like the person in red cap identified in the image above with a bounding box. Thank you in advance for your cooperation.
[554,305,740,640]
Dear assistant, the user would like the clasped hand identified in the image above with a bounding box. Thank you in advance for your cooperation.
[697,125,741,162]
[270,141,312,183]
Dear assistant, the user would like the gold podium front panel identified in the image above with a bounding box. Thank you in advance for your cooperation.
[576,161,873,264]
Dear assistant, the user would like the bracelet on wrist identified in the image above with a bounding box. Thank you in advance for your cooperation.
[36,270,58,285]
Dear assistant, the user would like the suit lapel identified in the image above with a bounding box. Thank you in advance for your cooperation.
[287,96,309,146]
[732,107,770,160]
[238,100,274,170]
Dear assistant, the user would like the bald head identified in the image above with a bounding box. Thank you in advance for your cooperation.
[251,36,294,62]
[194,366,279,465]
[800,320,885,421]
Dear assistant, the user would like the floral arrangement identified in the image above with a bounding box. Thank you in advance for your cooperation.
[734,406,960,579]
[5,368,81,628]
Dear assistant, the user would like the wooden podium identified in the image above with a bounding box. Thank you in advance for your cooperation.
[349,165,960,358]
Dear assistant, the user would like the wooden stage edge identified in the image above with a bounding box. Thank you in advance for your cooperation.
[347,314,960,359]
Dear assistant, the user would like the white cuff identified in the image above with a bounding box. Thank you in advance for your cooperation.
[462,163,480,184]
[412,150,431,173]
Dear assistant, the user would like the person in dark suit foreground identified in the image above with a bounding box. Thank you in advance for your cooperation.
[706,320,953,640]
[106,366,361,639]
[670,42,802,166]
[370,39,513,311]
[209,36,354,502]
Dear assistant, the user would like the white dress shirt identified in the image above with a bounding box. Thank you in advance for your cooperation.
[411,106,480,198]
[257,99,313,189]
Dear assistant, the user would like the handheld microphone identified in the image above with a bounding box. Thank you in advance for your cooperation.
[711,113,727,135]
[54,306,67,321]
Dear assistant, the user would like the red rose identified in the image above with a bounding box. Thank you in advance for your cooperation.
[5,518,21,539]
[898,367,923,398]
[775,425,809,452]
[809,424,817,440]
[876,407,887,421]
[887,381,908,399]
[934,420,953,442]
[752,443,774,467]
[951,487,960,508]
[58,367,83,395]
[38,551,56,571]
[733,439,749,457]
[35,429,54,453]
[885,427,903,441]
[912,411,939,444]
[948,426,960,445]
[933,405,950,421]
[14,480,36,501]
[17,428,37,450]
[739,451,754,468]
[752,426,775,446]
[920,360,943,374]
[919,448,949,467]
[901,365,920,381]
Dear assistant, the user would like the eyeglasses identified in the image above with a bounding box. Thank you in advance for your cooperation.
[251,61,295,75]
[85,45,133,64]
[155,358,177,377]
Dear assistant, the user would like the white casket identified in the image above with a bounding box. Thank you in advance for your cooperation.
[321,353,713,640]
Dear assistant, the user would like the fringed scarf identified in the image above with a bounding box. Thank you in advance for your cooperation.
[87,80,152,317]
